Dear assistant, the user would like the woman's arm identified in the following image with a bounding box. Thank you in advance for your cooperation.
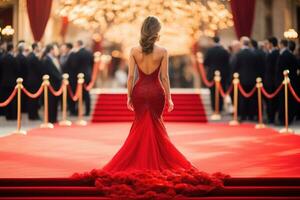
[127,48,135,111]
[160,49,174,112]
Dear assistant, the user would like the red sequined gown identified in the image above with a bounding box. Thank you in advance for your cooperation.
[102,57,192,172]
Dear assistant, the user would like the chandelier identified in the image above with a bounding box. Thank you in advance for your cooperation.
[57,0,233,55]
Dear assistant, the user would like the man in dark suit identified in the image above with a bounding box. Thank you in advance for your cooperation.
[74,40,94,116]
[263,37,280,123]
[60,43,77,115]
[16,42,29,80]
[251,39,267,78]
[16,42,29,114]
[288,40,296,53]
[0,41,7,116]
[203,36,230,112]
[27,43,43,120]
[232,36,261,120]
[275,39,298,125]
[42,44,62,123]
[0,43,19,120]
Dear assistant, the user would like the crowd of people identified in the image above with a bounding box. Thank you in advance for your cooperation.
[204,36,300,125]
[0,40,94,123]
[1,35,299,126]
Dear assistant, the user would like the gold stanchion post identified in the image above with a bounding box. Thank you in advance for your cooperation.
[40,75,54,128]
[279,70,294,133]
[255,77,266,129]
[76,73,87,126]
[210,70,222,120]
[12,78,26,135]
[59,73,72,126]
[229,73,240,126]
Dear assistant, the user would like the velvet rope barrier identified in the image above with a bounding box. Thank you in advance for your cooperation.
[84,61,99,91]
[22,84,44,99]
[261,84,283,99]
[0,88,17,107]
[238,84,257,98]
[197,62,215,88]
[48,84,64,97]
[67,84,80,101]
[219,84,233,98]
[288,83,300,103]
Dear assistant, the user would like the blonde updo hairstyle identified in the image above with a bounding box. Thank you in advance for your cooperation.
[139,16,161,54]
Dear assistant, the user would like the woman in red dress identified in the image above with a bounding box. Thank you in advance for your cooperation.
[73,16,226,198]
[102,16,192,172]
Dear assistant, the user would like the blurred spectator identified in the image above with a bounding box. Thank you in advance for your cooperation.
[232,36,260,121]
[275,39,298,125]
[60,43,78,115]
[264,37,279,123]
[288,40,296,53]
[16,42,29,113]
[229,40,241,77]
[27,42,43,120]
[115,64,128,87]
[0,42,18,120]
[42,44,62,123]
[203,36,230,112]
[0,41,6,116]
[0,41,6,57]
[74,40,94,116]
[250,39,266,78]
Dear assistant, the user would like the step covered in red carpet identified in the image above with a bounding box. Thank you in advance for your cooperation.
[92,93,207,122]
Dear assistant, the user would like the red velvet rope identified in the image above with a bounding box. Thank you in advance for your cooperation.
[84,61,99,91]
[21,84,44,99]
[261,84,283,99]
[67,84,80,101]
[219,84,233,98]
[0,88,17,107]
[288,83,300,103]
[238,84,257,98]
[48,84,64,97]
[197,62,215,88]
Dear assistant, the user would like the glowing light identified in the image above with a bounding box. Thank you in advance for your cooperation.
[284,29,298,39]
[57,0,233,55]
[1,25,15,36]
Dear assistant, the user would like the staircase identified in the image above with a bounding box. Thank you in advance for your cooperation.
[0,177,299,199]
[91,90,207,122]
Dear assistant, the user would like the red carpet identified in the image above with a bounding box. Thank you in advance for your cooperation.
[0,123,299,178]
[92,94,207,122]
[1,123,300,199]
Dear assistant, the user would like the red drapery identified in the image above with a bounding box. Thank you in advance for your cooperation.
[230,0,256,38]
[26,0,52,41]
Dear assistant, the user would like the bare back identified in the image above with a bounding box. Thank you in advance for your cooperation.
[131,45,165,75]
[127,44,172,112]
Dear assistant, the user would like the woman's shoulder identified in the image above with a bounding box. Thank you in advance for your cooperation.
[154,45,167,54]
[130,45,167,56]
[130,46,141,54]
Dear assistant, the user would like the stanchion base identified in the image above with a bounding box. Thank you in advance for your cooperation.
[11,130,27,135]
[59,120,72,126]
[40,123,54,129]
[229,120,239,126]
[210,113,222,120]
[279,128,294,134]
[75,120,87,126]
[255,123,266,129]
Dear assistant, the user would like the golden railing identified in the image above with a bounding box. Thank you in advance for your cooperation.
[197,59,300,134]
[0,53,101,135]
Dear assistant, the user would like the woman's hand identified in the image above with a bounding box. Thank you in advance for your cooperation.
[167,98,174,112]
[127,97,134,111]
